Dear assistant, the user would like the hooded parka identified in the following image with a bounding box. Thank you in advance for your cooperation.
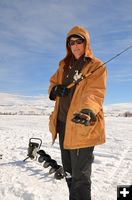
[48,26,107,149]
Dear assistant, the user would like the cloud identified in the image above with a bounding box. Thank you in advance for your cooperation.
[0,0,131,99]
[0,0,131,54]
[108,67,132,82]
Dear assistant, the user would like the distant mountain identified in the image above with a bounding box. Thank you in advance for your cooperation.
[0,93,54,115]
[0,93,132,116]
[104,103,132,117]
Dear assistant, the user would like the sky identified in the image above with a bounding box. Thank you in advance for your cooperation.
[0,0,132,105]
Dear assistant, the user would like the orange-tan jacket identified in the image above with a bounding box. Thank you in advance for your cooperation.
[48,26,107,149]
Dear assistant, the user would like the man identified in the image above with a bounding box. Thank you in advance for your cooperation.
[48,25,107,200]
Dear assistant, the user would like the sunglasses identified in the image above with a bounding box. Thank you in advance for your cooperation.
[69,38,84,46]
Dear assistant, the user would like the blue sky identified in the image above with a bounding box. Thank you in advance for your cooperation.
[0,0,132,105]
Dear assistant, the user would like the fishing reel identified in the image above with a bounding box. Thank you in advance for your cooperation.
[23,137,42,162]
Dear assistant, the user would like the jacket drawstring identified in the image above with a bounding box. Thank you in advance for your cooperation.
[77,149,79,156]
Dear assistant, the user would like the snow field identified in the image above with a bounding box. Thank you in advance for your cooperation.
[0,115,132,200]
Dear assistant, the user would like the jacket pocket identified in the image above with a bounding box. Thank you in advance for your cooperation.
[77,123,95,137]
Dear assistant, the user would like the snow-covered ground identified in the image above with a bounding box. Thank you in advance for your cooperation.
[0,93,132,200]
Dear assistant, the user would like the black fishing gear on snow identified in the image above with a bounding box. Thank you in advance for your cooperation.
[23,137,66,180]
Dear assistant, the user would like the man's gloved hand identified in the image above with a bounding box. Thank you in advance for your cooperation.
[72,109,96,126]
[49,84,69,100]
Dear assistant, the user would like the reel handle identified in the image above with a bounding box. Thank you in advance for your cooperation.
[29,137,42,148]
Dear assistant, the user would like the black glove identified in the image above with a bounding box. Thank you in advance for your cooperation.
[72,109,96,126]
[50,84,69,100]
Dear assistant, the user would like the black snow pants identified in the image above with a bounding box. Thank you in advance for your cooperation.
[57,120,94,200]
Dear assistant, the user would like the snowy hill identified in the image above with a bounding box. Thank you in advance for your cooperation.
[0,93,132,117]
[105,103,132,117]
[0,93,54,115]
[0,93,132,200]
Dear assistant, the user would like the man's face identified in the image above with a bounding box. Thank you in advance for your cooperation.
[69,37,85,59]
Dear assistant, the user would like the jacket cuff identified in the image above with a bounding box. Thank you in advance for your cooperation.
[49,86,56,101]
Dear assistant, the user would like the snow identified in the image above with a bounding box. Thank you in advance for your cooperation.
[0,93,132,200]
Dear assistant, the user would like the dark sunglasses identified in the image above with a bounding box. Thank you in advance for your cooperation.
[69,38,84,46]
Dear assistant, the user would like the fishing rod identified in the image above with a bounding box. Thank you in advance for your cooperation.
[67,45,132,89]
[99,45,132,67]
